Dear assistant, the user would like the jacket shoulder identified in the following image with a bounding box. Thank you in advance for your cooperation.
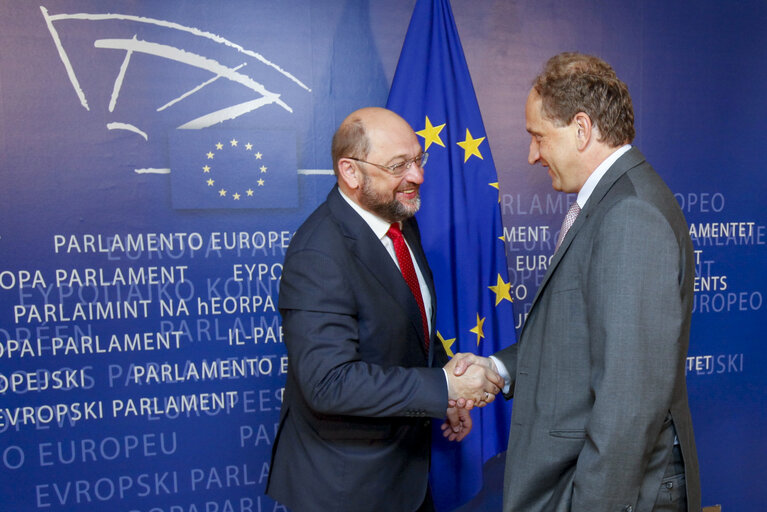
[288,200,344,253]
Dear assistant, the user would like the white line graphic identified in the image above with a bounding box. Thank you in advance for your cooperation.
[109,35,136,113]
[298,169,335,175]
[134,169,334,175]
[94,37,291,127]
[40,6,89,110]
[107,122,148,140]
[134,168,171,174]
[157,63,247,112]
[40,6,311,94]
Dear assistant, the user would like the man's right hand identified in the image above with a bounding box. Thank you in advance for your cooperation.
[444,354,502,409]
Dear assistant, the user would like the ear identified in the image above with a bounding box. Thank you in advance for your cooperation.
[337,158,361,190]
[572,112,593,151]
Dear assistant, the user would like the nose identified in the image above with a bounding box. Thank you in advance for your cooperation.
[528,137,540,165]
[404,161,424,184]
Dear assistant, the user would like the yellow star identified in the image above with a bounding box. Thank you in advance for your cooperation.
[498,234,505,242]
[469,313,485,346]
[437,331,456,358]
[206,151,215,159]
[260,165,267,173]
[255,152,263,159]
[233,192,241,200]
[489,181,501,202]
[245,142,253,150]
[488,274,513,306]
[246,189,254,196]
[218,189,227,197]
[457,129,485,163]
[416,116,446,151]
[206,179,214,186]
[257,179,265,186]
[215,142,223,150]
[230,138,238,147]
[202,165,211,173]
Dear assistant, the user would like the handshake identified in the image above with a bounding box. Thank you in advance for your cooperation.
[440,353,504,442]
[444,353,504,408]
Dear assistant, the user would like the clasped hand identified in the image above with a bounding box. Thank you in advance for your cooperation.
[444,352,502,408]
[440,353,503,441]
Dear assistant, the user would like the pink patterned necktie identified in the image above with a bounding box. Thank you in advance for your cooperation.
[387,223,429,353]
[555,202,581,252]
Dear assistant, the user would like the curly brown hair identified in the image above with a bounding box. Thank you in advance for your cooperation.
[533,52,635,147]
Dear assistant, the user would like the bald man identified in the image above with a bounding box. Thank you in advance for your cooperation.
[266,107,502,512]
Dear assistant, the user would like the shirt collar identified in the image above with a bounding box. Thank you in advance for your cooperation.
[577,144,632,208]
[337,187,394,240]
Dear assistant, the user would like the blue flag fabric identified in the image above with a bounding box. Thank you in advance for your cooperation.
[386,0,517,509]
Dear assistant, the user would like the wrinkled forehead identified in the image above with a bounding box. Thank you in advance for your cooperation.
[366,117,420,160]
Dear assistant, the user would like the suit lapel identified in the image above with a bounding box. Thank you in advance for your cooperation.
[326,188,430,353]
[521,148,647,337]
[402,218,438,363]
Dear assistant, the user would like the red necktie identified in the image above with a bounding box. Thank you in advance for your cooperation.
[387,223,430,353]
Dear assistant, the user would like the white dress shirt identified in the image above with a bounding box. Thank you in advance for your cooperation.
[337,188,433,334]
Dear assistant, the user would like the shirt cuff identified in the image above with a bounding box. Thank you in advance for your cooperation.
[489,355,511,395]
[442,368,452,399]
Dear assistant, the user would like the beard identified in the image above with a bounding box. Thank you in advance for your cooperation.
[358,171,420,222]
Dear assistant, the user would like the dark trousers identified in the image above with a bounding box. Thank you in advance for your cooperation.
[653,443,687,512]
[415,485,436,512]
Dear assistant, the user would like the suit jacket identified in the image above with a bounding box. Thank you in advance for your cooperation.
[266,186,449,512]
[494,148,701,512]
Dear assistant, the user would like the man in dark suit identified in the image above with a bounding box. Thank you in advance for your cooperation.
[266,107,502,512]
[454,53,701,511]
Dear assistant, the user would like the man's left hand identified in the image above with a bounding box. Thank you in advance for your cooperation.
[442,406,473,442]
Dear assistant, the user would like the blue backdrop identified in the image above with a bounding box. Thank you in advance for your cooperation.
[0,1,764,511]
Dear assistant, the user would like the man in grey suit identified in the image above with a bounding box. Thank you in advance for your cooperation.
[266,107,502,512]
[454,53,701,511]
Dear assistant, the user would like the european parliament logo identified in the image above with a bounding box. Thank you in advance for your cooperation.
[169,130,297,209]
[40,4,310,199]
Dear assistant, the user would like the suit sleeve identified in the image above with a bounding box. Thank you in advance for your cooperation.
[279,247,449,419]
[571,197,686,509]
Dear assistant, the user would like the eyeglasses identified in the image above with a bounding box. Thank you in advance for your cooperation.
[346,152,428,177]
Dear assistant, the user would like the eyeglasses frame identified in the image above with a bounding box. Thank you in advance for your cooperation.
[344,152,428,177]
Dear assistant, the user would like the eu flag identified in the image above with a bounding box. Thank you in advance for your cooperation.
[169,129,298,209]
[386,0,517,509]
